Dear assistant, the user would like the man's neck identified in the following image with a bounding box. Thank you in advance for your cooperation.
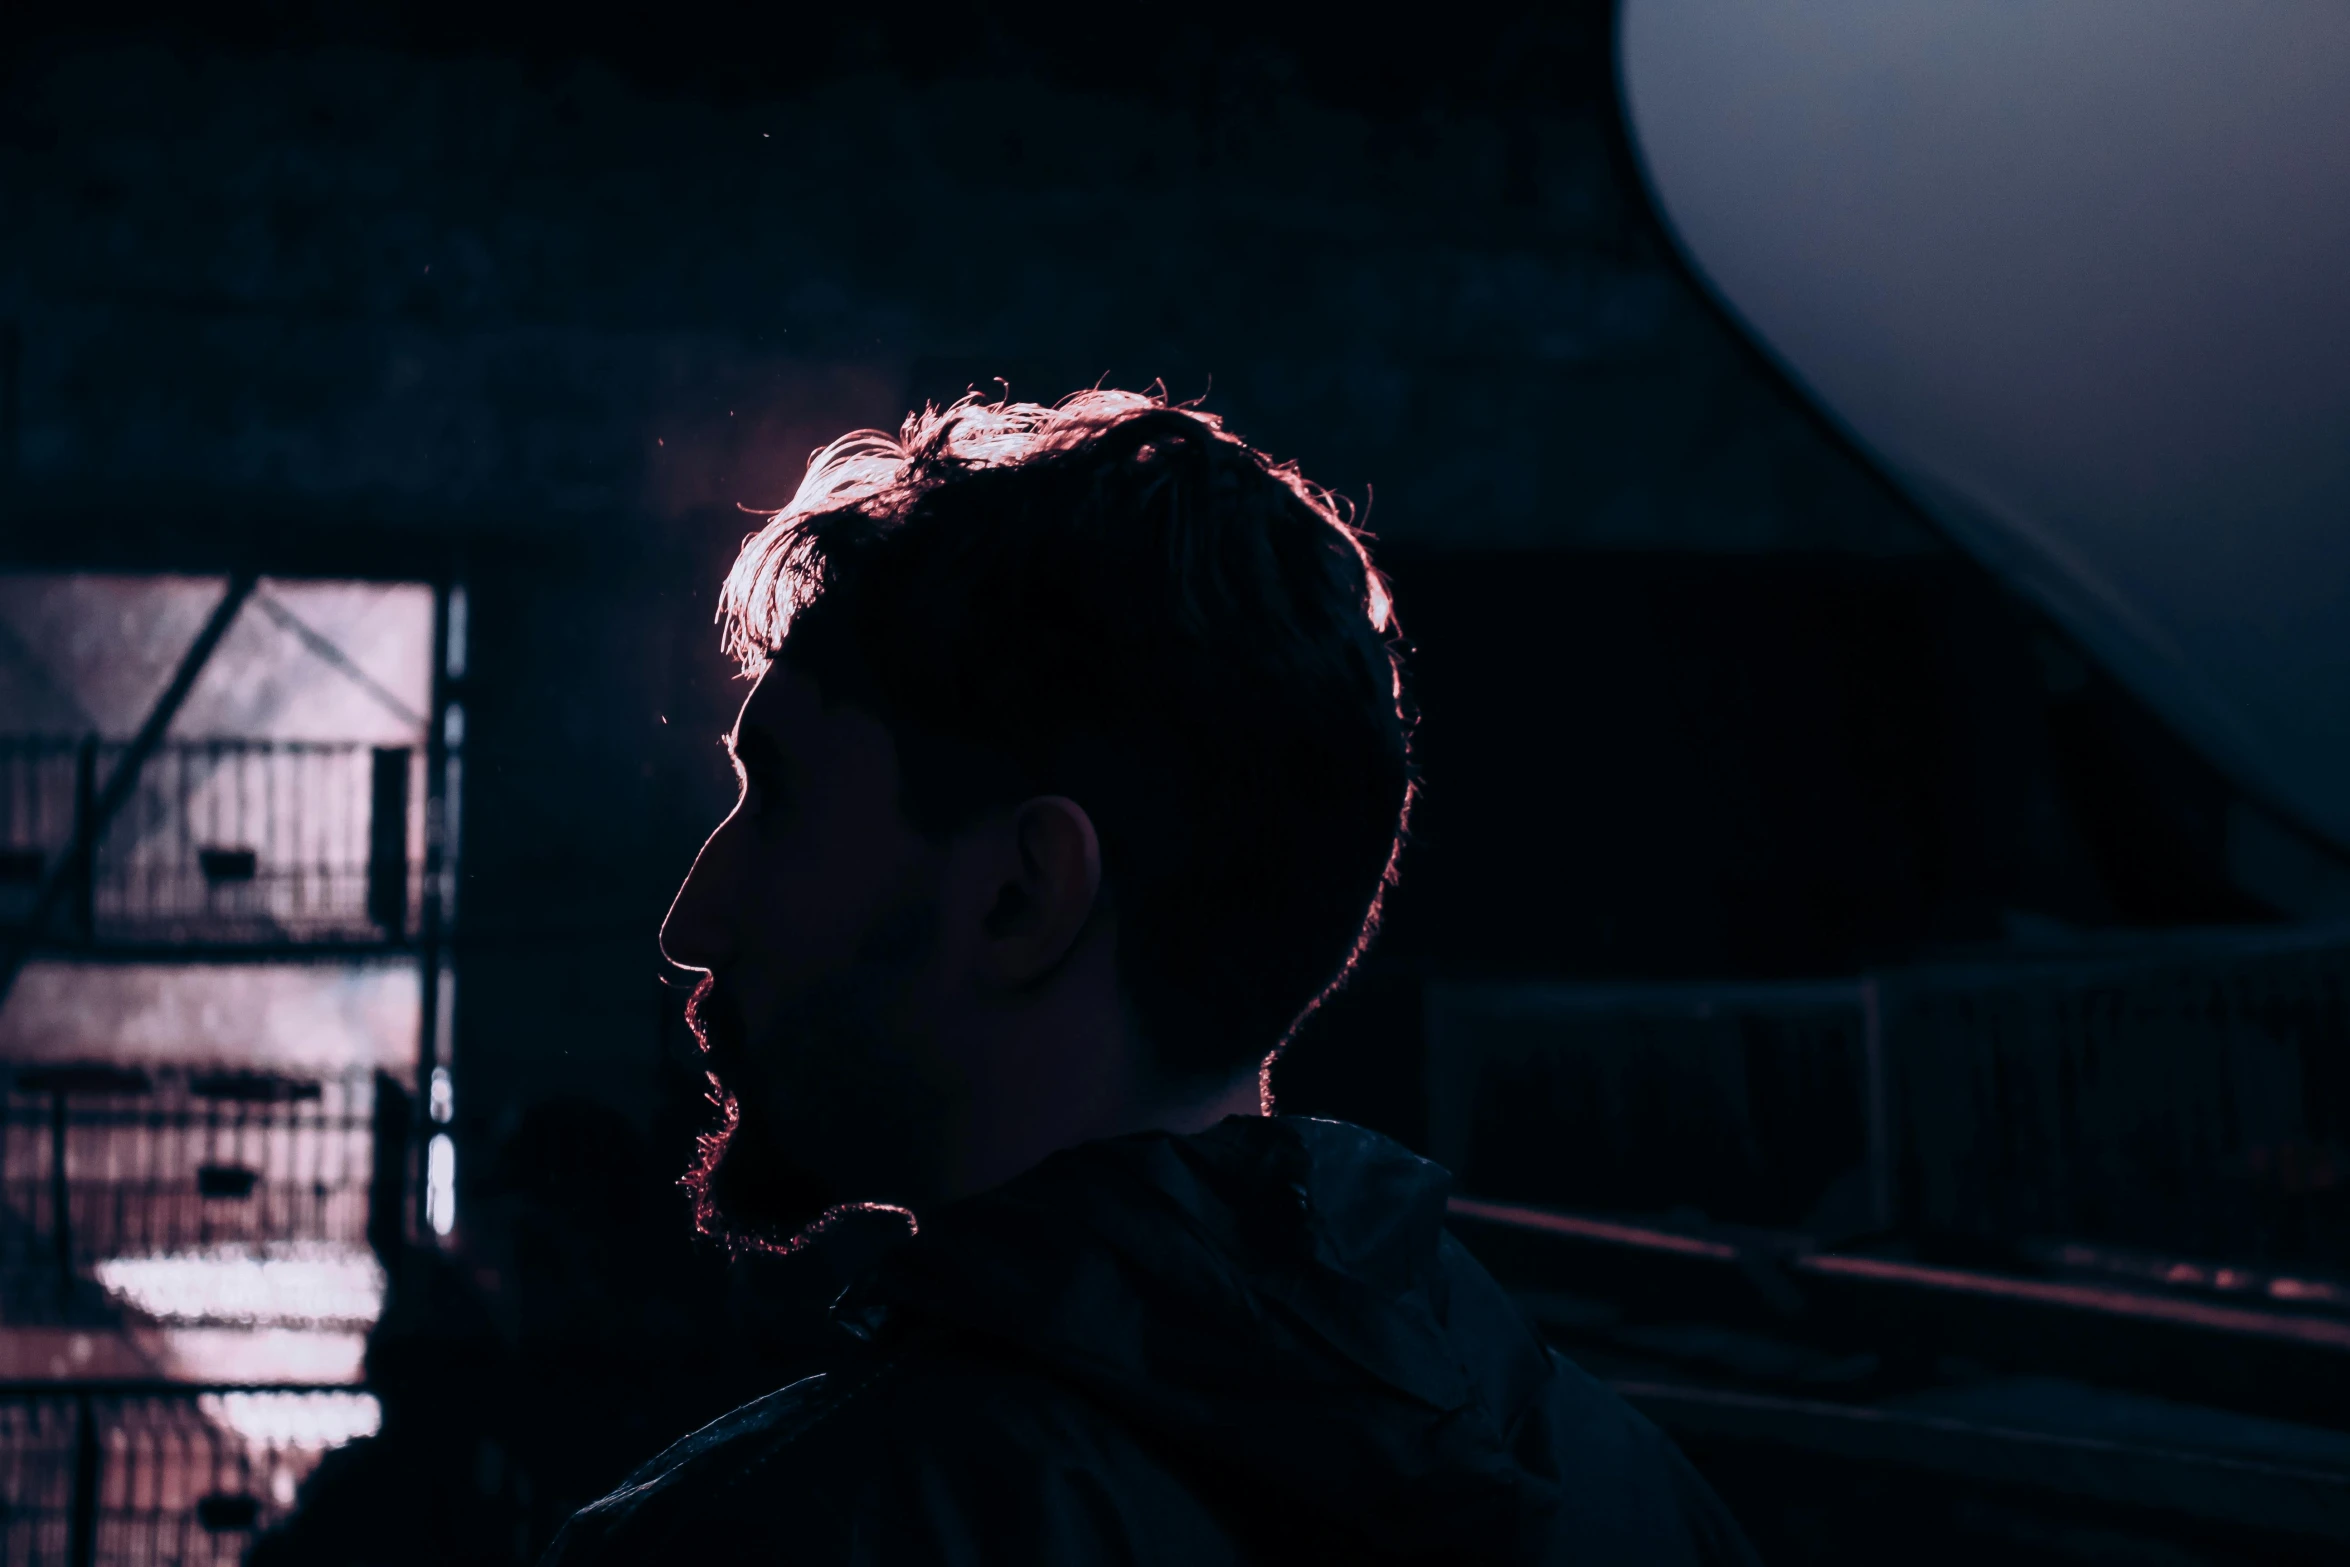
[1143,1070,1264,1137]
[943,1032,1262,1201]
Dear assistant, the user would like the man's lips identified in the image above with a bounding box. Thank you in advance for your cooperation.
[687,976,748,1075]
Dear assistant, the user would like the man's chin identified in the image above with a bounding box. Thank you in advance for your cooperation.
[687,1122,830,1255]
[721,1198,922,1262]
[685,1110,919,1259]
[684,981,845,1253]
[681,975,927,1257]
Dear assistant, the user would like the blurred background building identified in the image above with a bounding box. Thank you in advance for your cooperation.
[0,573,440,1558]
[1,2,2346,1563]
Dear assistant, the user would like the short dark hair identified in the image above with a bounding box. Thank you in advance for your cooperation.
[720,391,1411,1084]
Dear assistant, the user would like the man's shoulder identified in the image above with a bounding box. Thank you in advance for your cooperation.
[539,1365,878,1565]
[542,1342,1240,1567]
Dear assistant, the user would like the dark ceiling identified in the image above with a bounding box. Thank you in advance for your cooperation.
[6,1,1616,119]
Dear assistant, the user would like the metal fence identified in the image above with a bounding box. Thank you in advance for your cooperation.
[1428,926,2350,1276]
[1885,928,2350,1273]
[0,1387,379,1567]
[0,738,422,947]
[1427,980,1881,1237]
[0,1066,388,1321]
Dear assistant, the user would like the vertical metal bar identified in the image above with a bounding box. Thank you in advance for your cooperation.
[116,1085,132,1260]
[293,742,312,925]
[368,748,412,939]
[413,581,452,1241]
[236,741,245,919]
[336,742,348,927]
[67,1389,100,1567]
[369,1069,412,1266]
[1420,985,1476,1174]
[50,1088,71,1312]
[1861,975,1893,1234]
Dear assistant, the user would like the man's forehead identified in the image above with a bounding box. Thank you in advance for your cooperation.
[734,663,892,767]
[736,663,826,738]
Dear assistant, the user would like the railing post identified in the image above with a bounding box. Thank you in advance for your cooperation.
[1861,974,1894,1235]
[414,579,460,1244]
[367,748,412,940]
[67,1389,100,1567]
[50,1087,72,1314]
[368,1069,414,1266]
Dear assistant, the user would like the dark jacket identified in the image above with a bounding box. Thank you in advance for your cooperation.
[543,1115,1757,1564]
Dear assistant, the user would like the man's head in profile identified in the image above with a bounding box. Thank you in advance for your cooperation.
[562,389,1750,1567]
[661,389,1410,1253]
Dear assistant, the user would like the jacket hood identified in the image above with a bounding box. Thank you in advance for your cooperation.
[847,1115,1566,1555]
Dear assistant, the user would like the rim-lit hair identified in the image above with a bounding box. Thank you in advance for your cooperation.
[722,390,1395,678]
[716,387,1412,1088]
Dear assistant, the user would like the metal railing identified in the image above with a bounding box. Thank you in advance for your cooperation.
[1426,979,1881,1236]
[0,1066,392,1322]
[1427,925,2350,1277]
[1884,927,2350,1273]
[0,1385,379,1567]
[0,739,422,948]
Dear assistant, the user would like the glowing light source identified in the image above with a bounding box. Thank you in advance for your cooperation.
[427,1131,457,1236]
[93,1245,385,1329]
[429,1065,453,1124]
[155,1326,368,1386]
[199,1390,383,1450]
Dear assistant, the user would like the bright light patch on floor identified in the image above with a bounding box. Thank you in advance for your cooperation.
[92,1244,385,1329]
[198,1389,382,1450]
[427,1131,457,1236]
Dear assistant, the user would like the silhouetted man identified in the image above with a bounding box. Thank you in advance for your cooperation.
[545,392,1755,1564]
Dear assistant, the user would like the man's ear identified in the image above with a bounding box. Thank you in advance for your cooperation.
[979,795,1103,986]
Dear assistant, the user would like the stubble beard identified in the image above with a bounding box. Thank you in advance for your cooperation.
[680,939,947,1257]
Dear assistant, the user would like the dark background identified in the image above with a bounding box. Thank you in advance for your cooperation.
[1,3,2319,1558]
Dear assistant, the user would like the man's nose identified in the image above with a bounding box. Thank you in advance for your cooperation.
[659,831,733,973]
